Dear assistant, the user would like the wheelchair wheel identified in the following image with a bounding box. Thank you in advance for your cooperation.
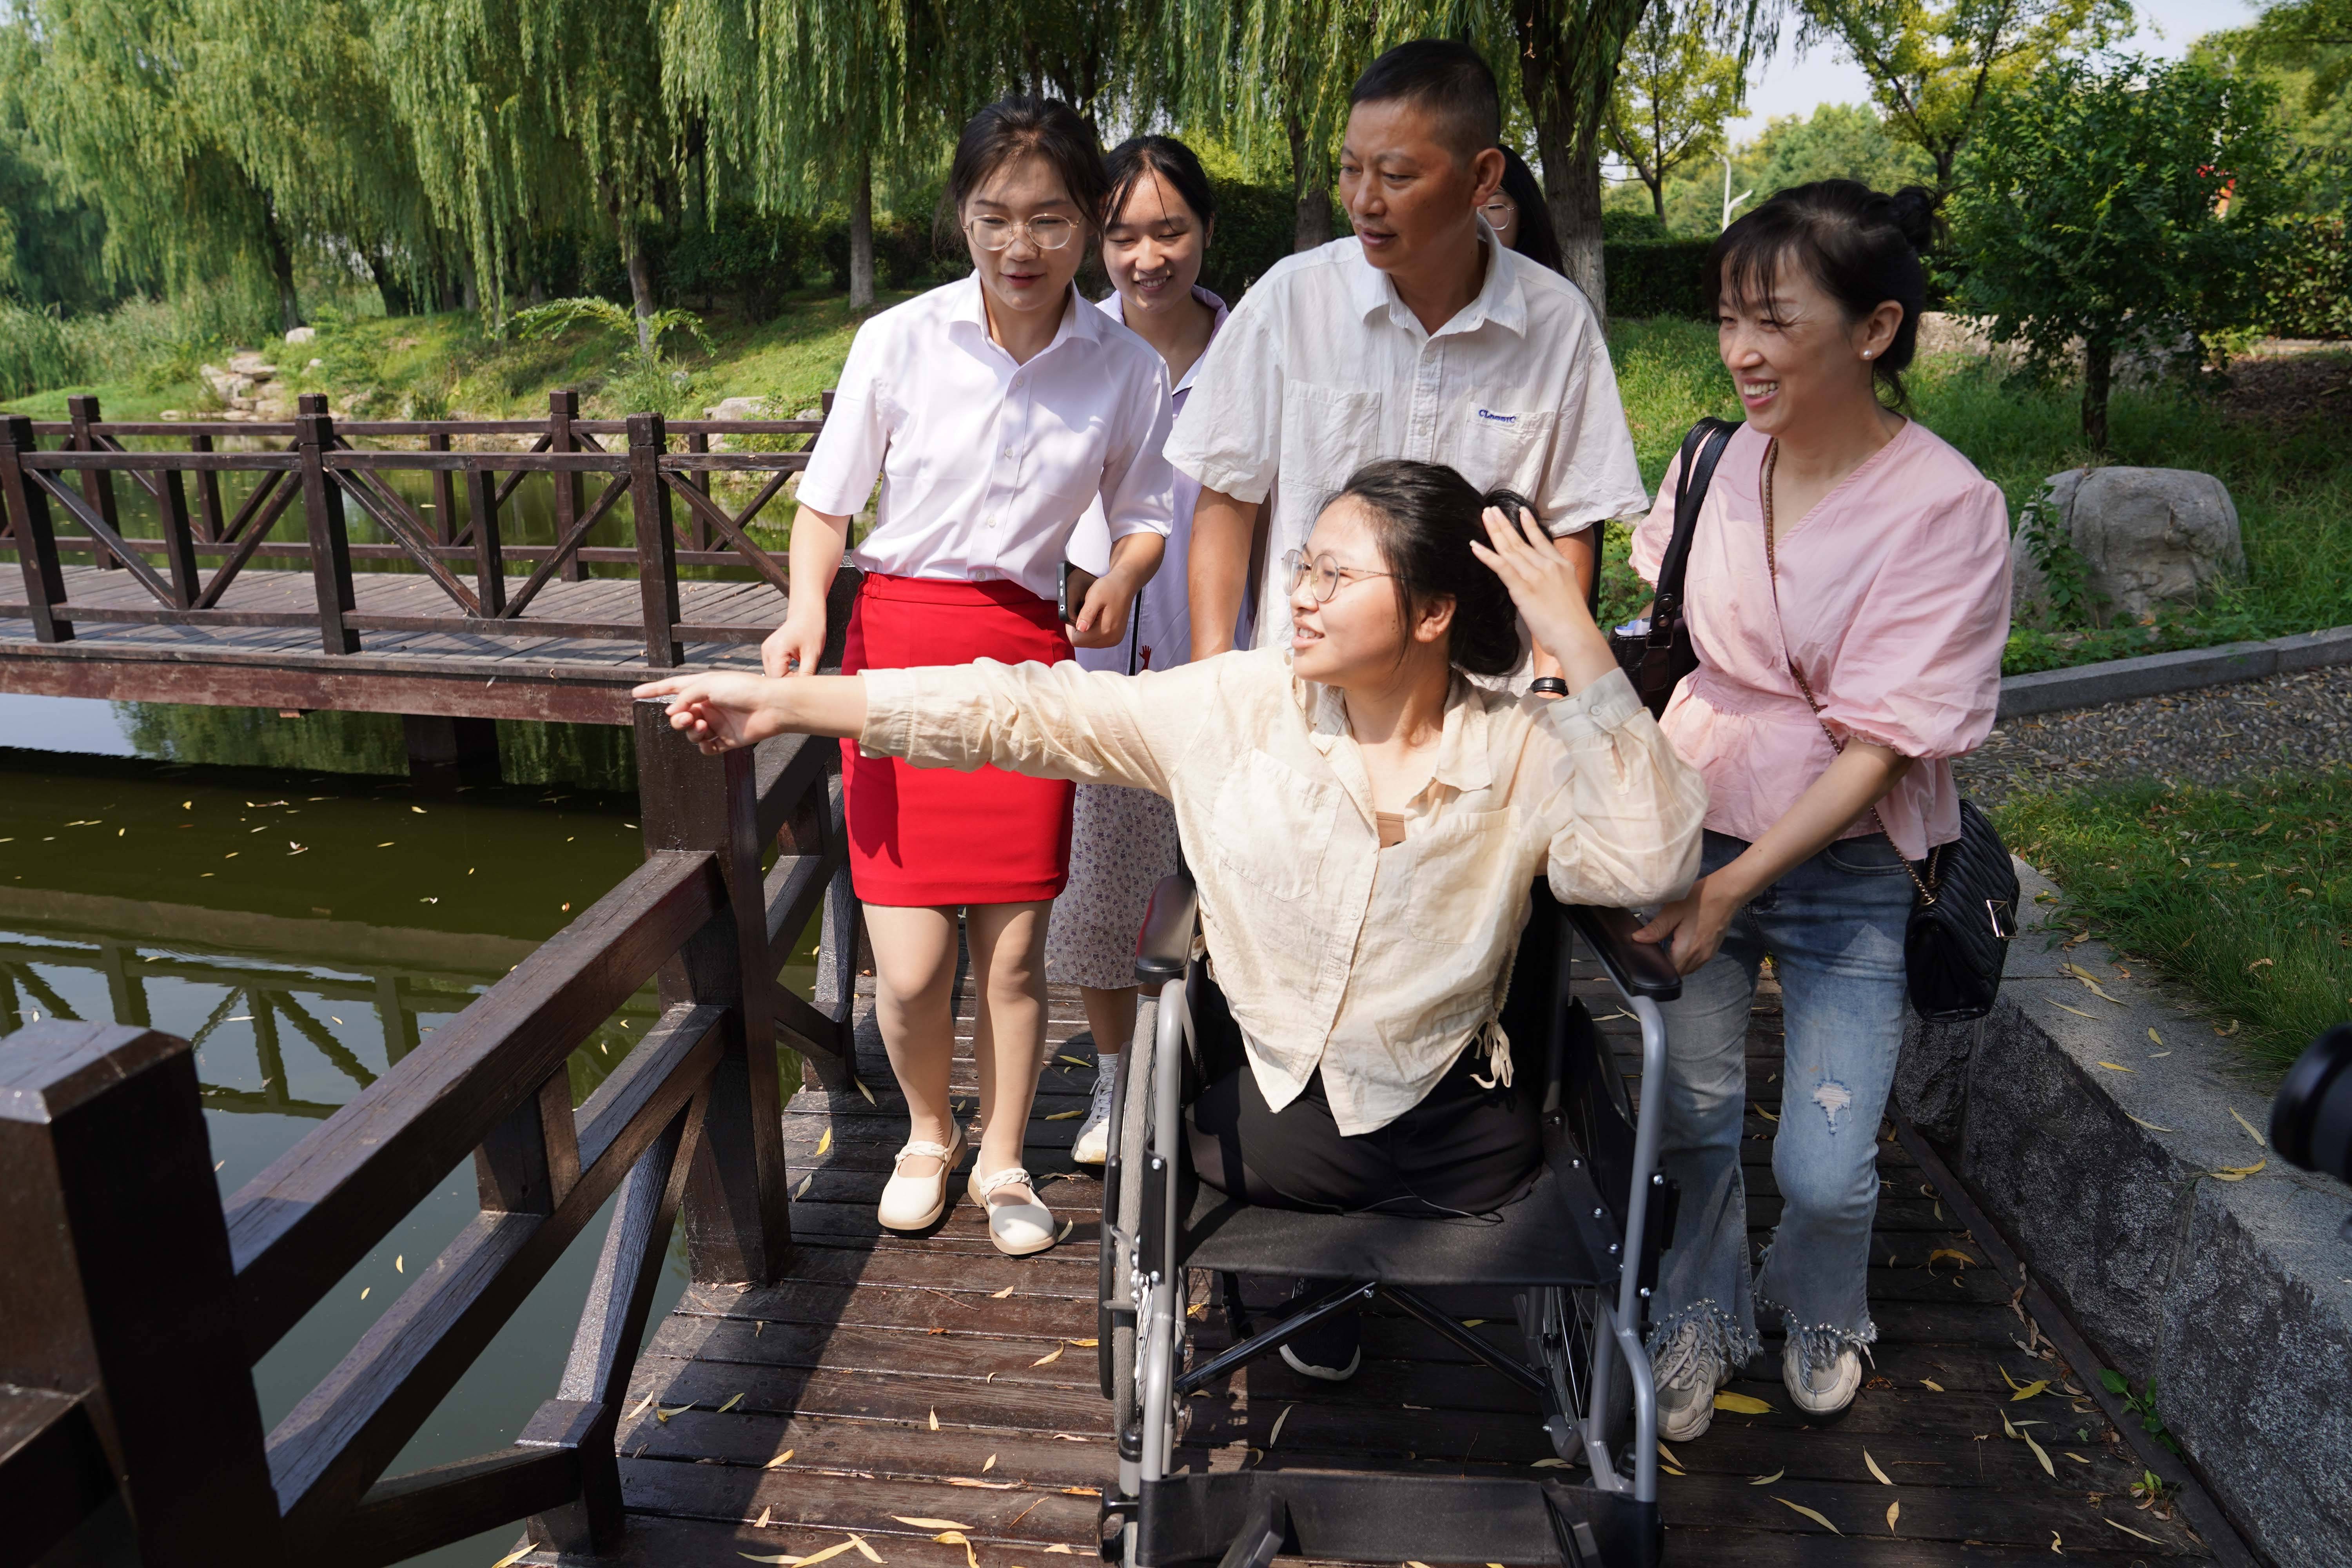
[1108,987,1158,1444]
[1522,1283,1626,1464]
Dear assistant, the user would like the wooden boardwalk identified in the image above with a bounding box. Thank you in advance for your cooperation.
[561,967,2221,1568]
[0,565,777,724]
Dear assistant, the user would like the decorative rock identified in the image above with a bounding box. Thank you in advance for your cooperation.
[284,325,317,345]
[226,350,278,378]
[702,396,766,420]
[2011,466,2243,627]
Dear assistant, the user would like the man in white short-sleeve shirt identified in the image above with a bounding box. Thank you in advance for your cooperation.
[1170,40,1649,661]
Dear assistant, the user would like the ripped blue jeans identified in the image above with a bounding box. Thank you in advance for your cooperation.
[1646,829,1914,1378]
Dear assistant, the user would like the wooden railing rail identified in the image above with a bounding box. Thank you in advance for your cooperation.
[0,708,862,1567]
[0,390,831,665]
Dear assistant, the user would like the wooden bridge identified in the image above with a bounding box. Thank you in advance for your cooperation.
[0,409,2258,1567]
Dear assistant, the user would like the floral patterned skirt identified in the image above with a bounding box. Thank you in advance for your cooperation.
[1044,782,1181,991]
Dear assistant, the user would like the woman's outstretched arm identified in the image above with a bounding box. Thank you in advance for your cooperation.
[633,672,867,754]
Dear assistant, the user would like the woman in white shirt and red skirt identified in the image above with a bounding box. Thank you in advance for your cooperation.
[764,98,1178,1256]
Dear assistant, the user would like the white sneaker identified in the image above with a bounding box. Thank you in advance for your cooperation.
[1783,1339,1863,1417]
[877,1127,966,1232]
[969,1164,1057,1256]
[1654,1324,1727,1443]
[1072,1059,1119,1166]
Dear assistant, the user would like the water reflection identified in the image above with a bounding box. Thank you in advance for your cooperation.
[3,739,813,1567]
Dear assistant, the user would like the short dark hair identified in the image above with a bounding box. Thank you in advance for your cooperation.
[937,96,1112,249]
[1104,135,1218,237]
[1349,39,1501,163]
[1707,179,1940,408]
[1496,147,1563,274]
[1327,459,1526,678]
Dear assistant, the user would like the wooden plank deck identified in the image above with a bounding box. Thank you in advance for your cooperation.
[550,965,2222,1567]
[0,565,779,721]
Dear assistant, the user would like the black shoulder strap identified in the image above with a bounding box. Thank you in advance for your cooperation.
[1650,416,1739,627]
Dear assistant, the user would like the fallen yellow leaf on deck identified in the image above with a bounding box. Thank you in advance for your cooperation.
[718,1392,744,1414]
[1921,1379,1945,1392]
[626,1393,657,1421]
[817,1127,832,1157]
[1066,1338,1098,1347]
[2105,1517,2163,1544]
[755,1506,772,1528]
[929,1408,939,1431]
[2228,1108,2267,1147]
[765,1448,795,1468]
[936,1527,983,1565]
[855,1078,876,1105]
[2065,1452,2091,1463]
[2095,1062,2133,1073]
[849,1537,881,1563]
[892,1519,972,1532]
[2050,1001,2096,1019]
[1747,1469,1782,1485]
[2050,1530,2062,1553]
[2211,1160,2267,1181]
[795,1176,813,1199]
[982,1454,997,1472]
[2011,1380,2050,1401]
[1773,1498,1840,1534]
[793,1540,864,1568]
[949,1478,1017,1489]
[1058,1054,1093,1069]
[1044,1109,1082,1121]
[1043,1547,1074,1554]
[1031,1346,1065,1367]
[2021,1428,2054,1477]
[1657,1440,1681,1468]
[2148,1028,2163,1046]
[1056,1220,1074,1243]
[1864,1451,1891,1485]
[1530,1457,1573,1468]
[1270,1405,1296,1446]
[655,1402,693,1423]
[1713,1392,1773,1414]
[1886,1501,1900,1533]
[1927,1249,1976,1269]
[991,1284,1017,1298]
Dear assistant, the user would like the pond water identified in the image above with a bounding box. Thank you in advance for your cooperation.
[5,691,816,1567]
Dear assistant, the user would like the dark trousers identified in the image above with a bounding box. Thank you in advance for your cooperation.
[1186,1044,1544,1218]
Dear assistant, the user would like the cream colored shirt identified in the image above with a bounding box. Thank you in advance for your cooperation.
[858,651,1706,1135]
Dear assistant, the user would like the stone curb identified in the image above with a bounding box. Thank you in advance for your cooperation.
[1897,860,2352,1568]
[1997,624,2352,720]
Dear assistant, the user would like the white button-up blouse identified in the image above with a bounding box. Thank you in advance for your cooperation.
[858,651,1708,1134]
[796,276,1179,604]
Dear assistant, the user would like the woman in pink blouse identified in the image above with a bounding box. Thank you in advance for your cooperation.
[1625,183,2011,1438]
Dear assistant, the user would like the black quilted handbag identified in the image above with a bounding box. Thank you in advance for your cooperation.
[1762,440,2017,1023]
[1612,416,1740,718]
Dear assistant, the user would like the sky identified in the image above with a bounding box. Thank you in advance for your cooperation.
[1726,0,2265,139]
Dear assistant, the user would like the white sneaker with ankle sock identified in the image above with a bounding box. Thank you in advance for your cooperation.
[1782,1339,1864,1417]
[969,1164,1056,1255]
[877,1127,965,1232]
[1072,1059,1118,1165]
[1653,1322,1730,1442]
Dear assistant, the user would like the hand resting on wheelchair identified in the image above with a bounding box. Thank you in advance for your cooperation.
[637,458,1706,1277]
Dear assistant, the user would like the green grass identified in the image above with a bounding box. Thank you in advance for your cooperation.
[1994,771,2352,1078]
[1602,319,2352,674]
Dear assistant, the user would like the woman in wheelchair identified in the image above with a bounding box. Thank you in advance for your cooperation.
[636,460,1707,1365]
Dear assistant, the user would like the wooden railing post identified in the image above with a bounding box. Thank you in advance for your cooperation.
[295,394,359,653]
[632,701,792,1285]
[465,460,507,617]
[65,394,119,571]
[427,431,456,545]
[627,414,682,668]
[188,430,225,542]
[156,458,201,609]
[0,1021,282,1563]
[1,414,74,643]
[548,390,586,581]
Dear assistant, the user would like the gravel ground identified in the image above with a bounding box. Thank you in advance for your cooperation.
[1956,664,2352,807]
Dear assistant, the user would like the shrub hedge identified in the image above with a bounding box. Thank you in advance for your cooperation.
[2261,215,2352,339]
[1603,239,1715,320]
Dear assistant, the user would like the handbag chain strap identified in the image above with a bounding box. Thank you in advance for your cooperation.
[1760,439,1939,906]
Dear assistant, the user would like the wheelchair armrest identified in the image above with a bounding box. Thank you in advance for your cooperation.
[1134,871,1200,985]
[1566,904,1682,1002]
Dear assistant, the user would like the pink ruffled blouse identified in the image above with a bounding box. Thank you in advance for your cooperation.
[1629,418,2012,861]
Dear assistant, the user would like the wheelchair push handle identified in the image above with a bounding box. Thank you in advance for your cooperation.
[1566,905,1682,1002]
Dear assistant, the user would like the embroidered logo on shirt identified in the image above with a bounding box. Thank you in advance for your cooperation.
[1475,408,1519,424]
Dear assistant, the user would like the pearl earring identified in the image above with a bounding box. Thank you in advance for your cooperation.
[1862,350,1873,359]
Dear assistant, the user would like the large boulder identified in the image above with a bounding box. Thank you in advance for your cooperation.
[284,325,317,345]
[2011,466,2243,627]
[226,350,278,378]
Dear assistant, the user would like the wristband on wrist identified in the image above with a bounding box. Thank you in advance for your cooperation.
[1529,676,1570,697]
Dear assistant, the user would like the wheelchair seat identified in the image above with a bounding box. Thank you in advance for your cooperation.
[1098,872,1684,1568]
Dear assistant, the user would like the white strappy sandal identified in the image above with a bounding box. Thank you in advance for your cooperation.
[967,1163,1056,1256]
[877,1127,966,1232]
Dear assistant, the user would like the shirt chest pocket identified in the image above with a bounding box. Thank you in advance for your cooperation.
[1024,402,1114,508]
[1279,383,1381,499]
[1453,407,1558,508]
[1372,808,1520,947]
[1208,747,1338,902]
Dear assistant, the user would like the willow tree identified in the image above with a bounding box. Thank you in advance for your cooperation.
[1606,0,1748,222]
[4,0,305,327]
[664,0,939,312]
[371,0,675,336]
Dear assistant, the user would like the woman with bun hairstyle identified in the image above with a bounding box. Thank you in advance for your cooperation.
[1053,133,1232,1167]
[645,459,1707,1375]
[763,96,1177,1257]
[1625,182,2011,1435]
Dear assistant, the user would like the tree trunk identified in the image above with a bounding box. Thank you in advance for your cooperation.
[849,151,876,312]
[1536,111,1608,327]
[460,260,480,315]
[261,209,301,333]
[2082,336,2113,453]
[1650,176,1666,223]
[1288,113,1333,253]
[623,220,657,353]
[365,250,410,317]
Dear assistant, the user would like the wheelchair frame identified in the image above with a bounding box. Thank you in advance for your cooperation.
[1095,874,1683,1568]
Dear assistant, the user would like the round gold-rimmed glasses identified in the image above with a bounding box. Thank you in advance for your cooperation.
[1481,194,1517,224]
[965,214,1080,252]
[1284,548,1397,604]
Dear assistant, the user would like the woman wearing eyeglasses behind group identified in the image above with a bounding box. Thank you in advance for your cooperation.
[760,96,1176,1257]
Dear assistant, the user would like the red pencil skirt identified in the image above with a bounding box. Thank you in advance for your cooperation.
[839,573,1076,906]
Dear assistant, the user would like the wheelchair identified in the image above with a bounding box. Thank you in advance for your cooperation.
[1094,871,1684,1568]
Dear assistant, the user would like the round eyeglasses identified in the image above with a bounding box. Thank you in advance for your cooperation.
[1284,548,1396,604]
[1481,195,1516,222]
[965,215,1080,252]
